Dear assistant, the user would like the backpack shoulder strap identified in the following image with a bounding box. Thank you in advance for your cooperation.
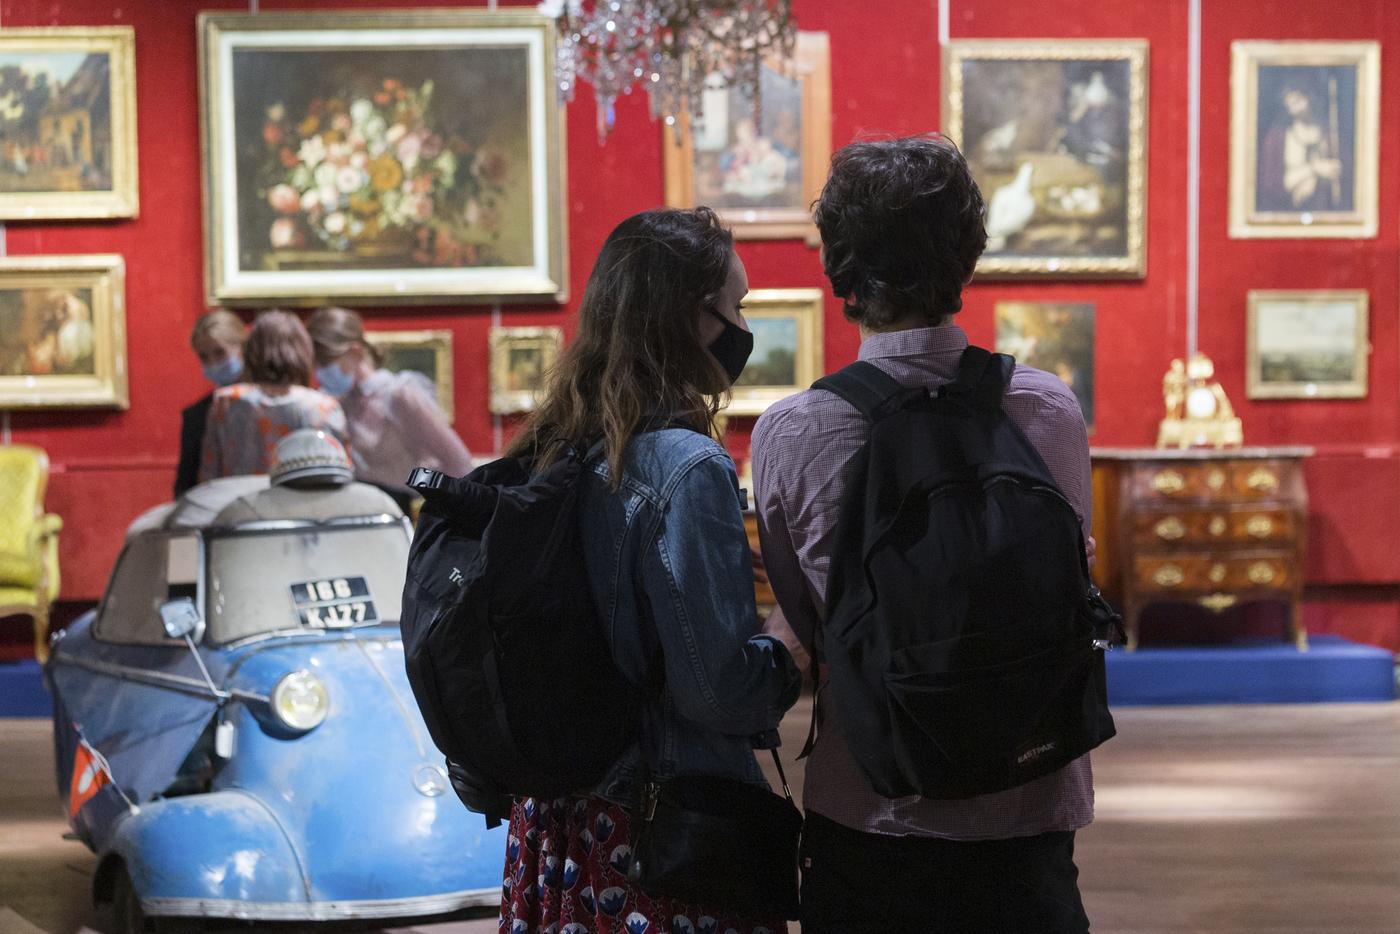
[943,345,1015,410]
[811,361,910,422]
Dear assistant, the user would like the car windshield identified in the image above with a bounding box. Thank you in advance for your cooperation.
[206,523,408,644]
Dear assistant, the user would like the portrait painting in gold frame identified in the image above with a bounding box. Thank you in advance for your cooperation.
[489,326,562,415]
[0,254,128,410]
[199,10,567,307]
[1229,41,1379,239]
[364,329,455,423]
[726,288,825,417]
[1246,289,1368,400]
[0,27,139,220]
[663,32,831,245]
[944,39,1148,279]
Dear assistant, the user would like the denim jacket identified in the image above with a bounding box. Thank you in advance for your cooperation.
[579,428,802,803]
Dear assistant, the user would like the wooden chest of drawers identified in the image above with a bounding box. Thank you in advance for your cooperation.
[1090,447,1312,650]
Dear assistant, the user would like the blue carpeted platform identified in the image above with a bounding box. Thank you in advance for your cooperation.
[1106,635,1397,706]
[3,638,1395,715]
[0,660,51,717]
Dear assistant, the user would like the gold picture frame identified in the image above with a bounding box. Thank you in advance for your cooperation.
[198,10,568,307]
[1229,41,1379,239]
[663,32,831,245]
[944,39,1148,279]
[364,328,455,423]
[1246,289,1369,400]
[0,27,139,220]
[489,325,562,414]
[726,288,825,416]
[0,254,128,409]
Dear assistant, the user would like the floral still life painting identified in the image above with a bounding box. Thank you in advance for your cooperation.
[200,11,565,305]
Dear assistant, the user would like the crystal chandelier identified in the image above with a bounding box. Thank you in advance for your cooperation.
[538,0,797,139]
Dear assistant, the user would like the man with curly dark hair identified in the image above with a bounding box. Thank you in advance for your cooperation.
[751,135,1095,933]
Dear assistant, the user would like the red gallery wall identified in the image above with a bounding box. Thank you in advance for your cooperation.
[4,0,1400,652]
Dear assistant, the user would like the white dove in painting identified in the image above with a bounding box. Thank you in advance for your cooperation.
[986,162,1035,251]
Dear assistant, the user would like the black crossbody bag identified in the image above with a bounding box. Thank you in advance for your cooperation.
[627,748,802,919]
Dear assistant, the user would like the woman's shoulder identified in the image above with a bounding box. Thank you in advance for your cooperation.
[625,429,733,496]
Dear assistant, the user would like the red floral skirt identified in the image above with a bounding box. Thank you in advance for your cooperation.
[499,795,787,934]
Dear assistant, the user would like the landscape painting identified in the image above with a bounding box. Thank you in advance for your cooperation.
[726,288,824,416]
[1247,290,1368,399]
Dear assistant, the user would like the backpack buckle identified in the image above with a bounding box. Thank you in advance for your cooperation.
[407,467,445,491]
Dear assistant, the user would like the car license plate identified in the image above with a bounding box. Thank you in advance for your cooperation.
[290,577,378,628]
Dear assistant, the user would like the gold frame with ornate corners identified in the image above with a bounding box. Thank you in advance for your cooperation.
[943,39,1148,279]
[1246,289,1369,400]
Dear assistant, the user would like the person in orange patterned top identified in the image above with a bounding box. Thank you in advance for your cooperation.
[199,310,349,482]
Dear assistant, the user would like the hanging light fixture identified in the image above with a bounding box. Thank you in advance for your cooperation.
[538,0,797,140]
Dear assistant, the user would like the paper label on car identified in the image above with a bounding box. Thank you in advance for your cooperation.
[290,577,378,628]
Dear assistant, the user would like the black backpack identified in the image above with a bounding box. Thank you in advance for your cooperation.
[399,447,644,825]
[813,346,1119,800]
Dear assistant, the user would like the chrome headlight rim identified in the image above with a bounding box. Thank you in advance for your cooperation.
[269,669,329,732]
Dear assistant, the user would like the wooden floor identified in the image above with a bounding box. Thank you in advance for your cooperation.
[4,701,1400,933]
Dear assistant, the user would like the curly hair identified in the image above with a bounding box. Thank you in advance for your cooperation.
[814,135,987,330]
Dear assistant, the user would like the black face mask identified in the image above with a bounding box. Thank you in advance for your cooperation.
[704,306,754,385]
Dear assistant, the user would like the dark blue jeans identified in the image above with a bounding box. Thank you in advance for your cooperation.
[799,810,1091,933]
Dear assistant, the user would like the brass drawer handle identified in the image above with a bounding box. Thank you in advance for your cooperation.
[1200,593,1238,613]
[1248,561,1277,585]
[1246,468,1279,495]
[1208,515,1228,537]
[1153,564,1186,588]
[1246,515,1275,539]
[1206,469,1227,492]
[1152,469,1187,495]
[1208,563,1228,584]
[1154,517,1186,541]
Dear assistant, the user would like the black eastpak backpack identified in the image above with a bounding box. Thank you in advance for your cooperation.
[813,346,1119,800]
[399,446,644,826]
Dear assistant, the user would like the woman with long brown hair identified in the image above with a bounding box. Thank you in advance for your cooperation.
[499,207,801,933]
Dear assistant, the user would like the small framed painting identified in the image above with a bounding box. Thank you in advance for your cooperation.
[364,328,455,423]
[944,40,1148,278]
[1246,290,1368,399]
[994,301,1095,429]
[727,288,825,416]
[663,32,831,244]
[1230,41,1379,239]
[199,9,567,306]
[0,254,128,409]
[0,27,139,220]
[489,326,562,414]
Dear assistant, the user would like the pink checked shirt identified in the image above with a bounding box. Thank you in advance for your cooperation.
[751,323,1095,840]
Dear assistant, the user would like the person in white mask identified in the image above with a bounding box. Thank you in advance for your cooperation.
[308,307,471,508]
[176,310,246,496]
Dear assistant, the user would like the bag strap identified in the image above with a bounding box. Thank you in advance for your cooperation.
[942,345,1015,410]
[811,361,913,423]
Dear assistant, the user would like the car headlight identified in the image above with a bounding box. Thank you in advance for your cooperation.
[271,670,329,732]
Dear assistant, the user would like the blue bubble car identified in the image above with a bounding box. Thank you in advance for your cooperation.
[45,474,504,933]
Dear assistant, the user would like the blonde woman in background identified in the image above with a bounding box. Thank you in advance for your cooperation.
[307,307,471,506]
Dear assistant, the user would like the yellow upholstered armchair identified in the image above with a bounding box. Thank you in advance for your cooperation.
[0,445,62,662]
